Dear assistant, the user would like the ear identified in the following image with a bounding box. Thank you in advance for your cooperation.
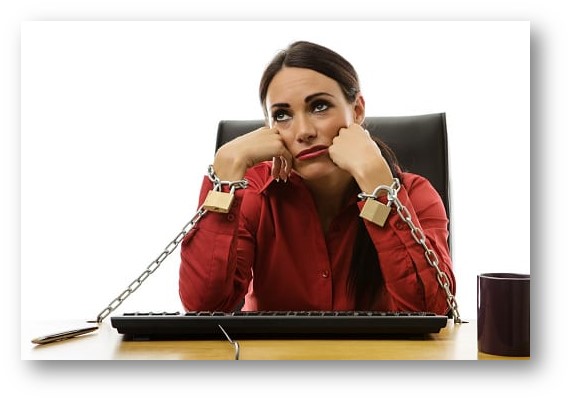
[353,94,366,125]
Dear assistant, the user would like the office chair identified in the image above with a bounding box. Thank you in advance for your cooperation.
[215,112,451,251]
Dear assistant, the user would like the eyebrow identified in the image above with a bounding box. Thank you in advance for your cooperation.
[270,92,335,110]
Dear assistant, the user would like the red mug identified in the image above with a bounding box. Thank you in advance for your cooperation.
[477,273,530,357]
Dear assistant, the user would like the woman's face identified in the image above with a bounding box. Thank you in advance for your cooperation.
[265,67,364,181]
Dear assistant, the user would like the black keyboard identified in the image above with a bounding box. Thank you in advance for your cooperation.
[111,311,448,340]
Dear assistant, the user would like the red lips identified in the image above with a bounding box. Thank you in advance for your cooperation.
[296,145,329,161]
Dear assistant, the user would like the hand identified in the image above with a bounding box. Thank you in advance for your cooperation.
[329,123,394,192]
[213,127,293,181]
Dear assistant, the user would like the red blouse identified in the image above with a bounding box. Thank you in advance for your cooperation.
[179,162,454,315]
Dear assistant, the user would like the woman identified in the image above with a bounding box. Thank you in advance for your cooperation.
[179,41,455,315]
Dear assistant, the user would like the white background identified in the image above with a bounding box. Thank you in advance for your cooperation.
[21,21,529,322]
[1,0,568,400]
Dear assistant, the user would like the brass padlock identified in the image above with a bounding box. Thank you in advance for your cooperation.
[359,198,391,227]
[203,189,235,213]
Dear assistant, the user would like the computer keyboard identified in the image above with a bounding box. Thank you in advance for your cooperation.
[110,310,448,340]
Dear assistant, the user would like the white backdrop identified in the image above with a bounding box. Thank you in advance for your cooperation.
[21,21,529,322]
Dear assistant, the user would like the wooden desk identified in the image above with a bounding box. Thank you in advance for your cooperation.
[21,319,529,360]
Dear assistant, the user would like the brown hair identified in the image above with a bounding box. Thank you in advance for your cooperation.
[259,41,360,110]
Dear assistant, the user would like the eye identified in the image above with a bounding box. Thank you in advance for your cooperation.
[272,109,291,122]
[312,100,331,113]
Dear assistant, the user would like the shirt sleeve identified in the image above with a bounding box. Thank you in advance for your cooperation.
[178,171,264,312]
[359,174,455,315]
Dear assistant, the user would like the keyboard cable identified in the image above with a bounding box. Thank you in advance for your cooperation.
[218,324,240,360]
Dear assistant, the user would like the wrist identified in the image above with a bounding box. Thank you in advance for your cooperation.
[213,147,248,181]
[352,158,394,194]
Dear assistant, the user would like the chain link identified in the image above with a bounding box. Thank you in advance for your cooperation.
[207,164,249,191]
[94,207,207,322]
[384,179,462,323]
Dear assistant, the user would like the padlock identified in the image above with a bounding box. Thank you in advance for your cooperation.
[359,198,391,227]
[203,187,235,213]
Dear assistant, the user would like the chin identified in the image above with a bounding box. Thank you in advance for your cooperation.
[294,159,340,181]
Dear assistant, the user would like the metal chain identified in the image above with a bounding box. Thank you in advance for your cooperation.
[94,170,461,324]
[94,206,207,322]
[358,177,401,203]
[94,166,249,323]
[383,179,462,323]
[207,164,249,191]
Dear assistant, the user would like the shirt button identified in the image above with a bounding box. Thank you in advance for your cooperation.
[321,270,330,278]
[227,214,235,222]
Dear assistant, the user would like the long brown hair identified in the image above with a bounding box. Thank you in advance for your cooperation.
[259,41,402,309]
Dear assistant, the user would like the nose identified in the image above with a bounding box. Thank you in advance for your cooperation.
[293,115,317,143]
